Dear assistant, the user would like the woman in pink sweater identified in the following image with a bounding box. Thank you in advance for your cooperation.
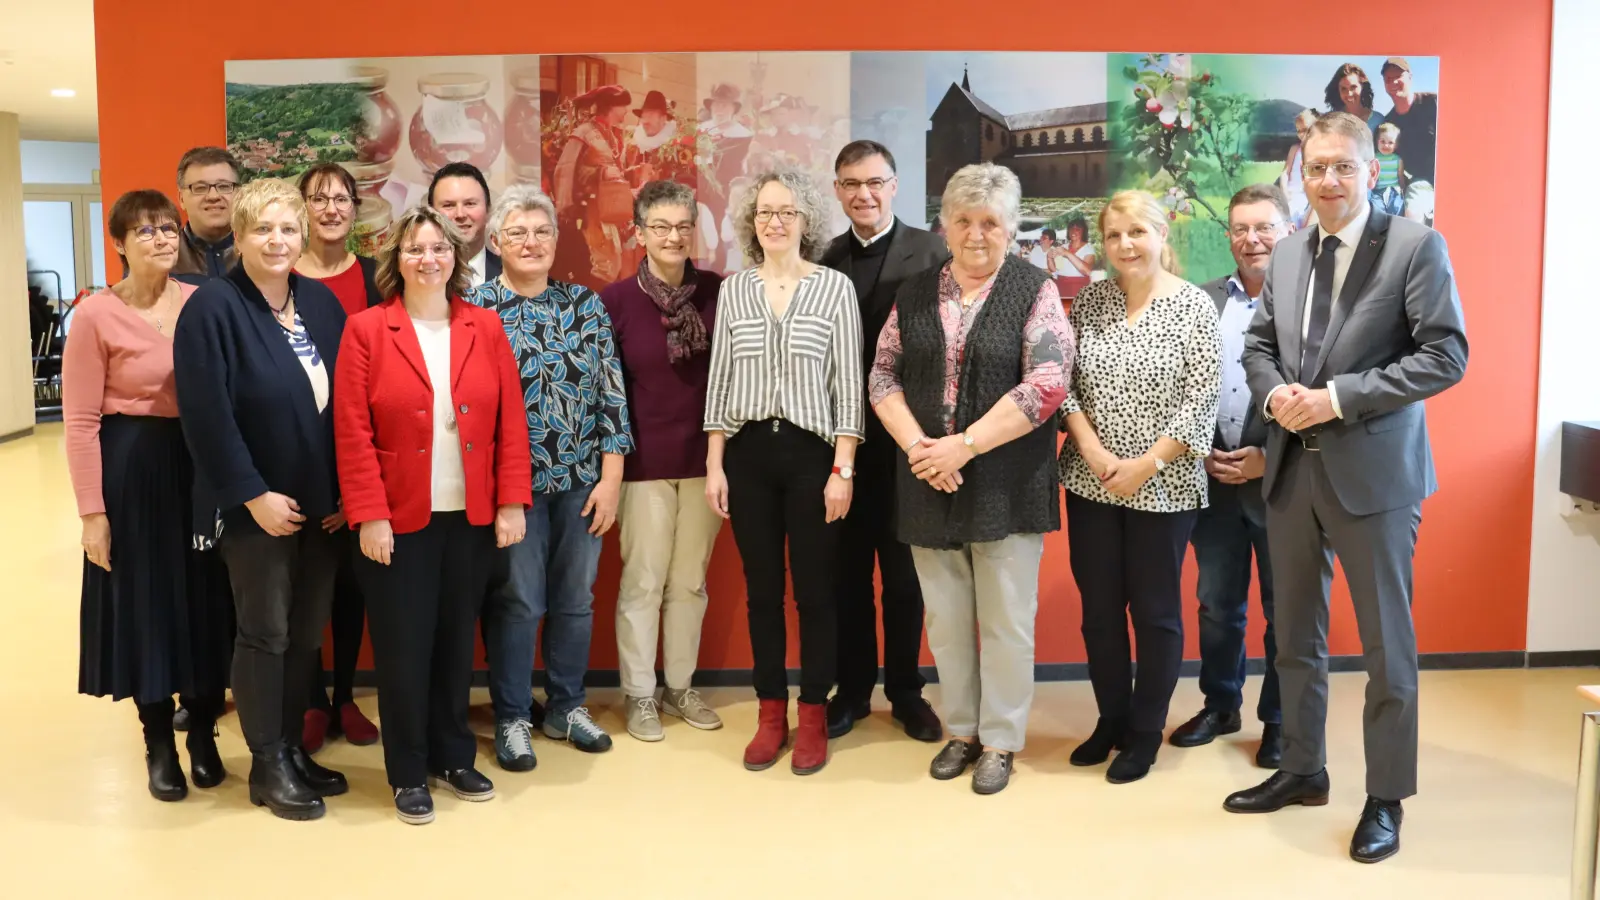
[64,190,234,802]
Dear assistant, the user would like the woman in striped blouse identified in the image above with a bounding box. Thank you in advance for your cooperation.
[703,168,864,776]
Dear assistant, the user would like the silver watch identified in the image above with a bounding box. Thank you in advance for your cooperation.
[1150,455,1166,472]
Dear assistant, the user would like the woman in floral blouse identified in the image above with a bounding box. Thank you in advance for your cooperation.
[466,184,633,769]
[1060,190,1222,786]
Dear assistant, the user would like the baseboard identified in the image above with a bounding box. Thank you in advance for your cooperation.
[0,425,34,445]
[337,650,1580,690]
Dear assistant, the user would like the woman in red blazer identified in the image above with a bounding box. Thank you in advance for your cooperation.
[334,205,532,826]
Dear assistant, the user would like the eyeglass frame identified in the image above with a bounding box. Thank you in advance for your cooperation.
[400,243,456,259]
[130,223,182,242]
[835,176,897,193]
[307,193,356,212]
[1228,222,1287,239]
[754,208,803,224]
[1302,160,1370,181]
[183,180,240,197]
[498,225,557,246]
[642,221,696,239]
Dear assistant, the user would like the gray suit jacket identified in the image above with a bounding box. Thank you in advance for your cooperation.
[1200,275,1269,452]
[1241,203,1468,516]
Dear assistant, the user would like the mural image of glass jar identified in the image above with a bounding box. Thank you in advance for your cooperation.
[504,67,542,171]
[409,73,502,177]
[346,159,395,200]
[354,65,402,164]
[352,195,394,259]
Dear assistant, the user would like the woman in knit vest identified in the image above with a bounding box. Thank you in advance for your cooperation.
[868,163,1074,795]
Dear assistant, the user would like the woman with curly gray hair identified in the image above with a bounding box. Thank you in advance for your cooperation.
[702,167,863,775]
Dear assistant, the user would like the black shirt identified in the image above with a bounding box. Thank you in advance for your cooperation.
[1385,93,1439,186]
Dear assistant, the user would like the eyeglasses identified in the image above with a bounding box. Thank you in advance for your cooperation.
[133,223,181,242]
[836,176,896,192]
[754,208,802,224]
[499,226,556,246]
[184,181,239,197]
[1303,161,1365,181]
[308,193,354,212]
[644,222,695,239]
[1229,223,1284,239]
[401,243,455,259]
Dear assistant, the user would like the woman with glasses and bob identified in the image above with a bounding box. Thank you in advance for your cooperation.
[598,181,726,743]
[292,162,384,755]
[702,168,863,776]
[66,189,234,802]
[334,204,530,824]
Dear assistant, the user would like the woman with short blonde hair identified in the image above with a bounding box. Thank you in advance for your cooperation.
[1060,189,1222,785]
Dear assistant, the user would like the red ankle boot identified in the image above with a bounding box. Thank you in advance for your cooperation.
[302,708,330,755]
[792,701,829,775]
[338,702,380,746]
[743,699,789,771]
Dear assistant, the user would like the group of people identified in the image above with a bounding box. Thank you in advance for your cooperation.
[66,111,1466,865]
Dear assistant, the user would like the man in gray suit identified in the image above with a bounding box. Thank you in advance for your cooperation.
[820,140,949,741]
[1169,185,1290,768]
[1224,112,1468,865]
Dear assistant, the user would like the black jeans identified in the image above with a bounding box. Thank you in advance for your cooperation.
[1066,493,1197,734]
[725,419,843,705]
[310,537,365,711]
[219,525,340,757]
[835,443,925,705]
[357,512,492,789]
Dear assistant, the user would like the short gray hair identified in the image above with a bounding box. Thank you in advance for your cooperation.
[1306,111,1376,161]
[634,180,697,225]
[487,183,558,237]
[939,163,1022,241]
[733,167,832,265]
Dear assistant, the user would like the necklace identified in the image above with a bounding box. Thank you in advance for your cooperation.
[121,281,178,334]
[269,289,296,327]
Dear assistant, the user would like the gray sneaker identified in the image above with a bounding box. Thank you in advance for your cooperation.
[929,738,983,780]
[625,696,664,742]
[662,687,723,730]
[495,718,537,772]
[971,750,1015,795]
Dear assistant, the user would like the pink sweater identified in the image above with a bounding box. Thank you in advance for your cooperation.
[62,283,198,516]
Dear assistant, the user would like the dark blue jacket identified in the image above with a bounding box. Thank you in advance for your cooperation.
[174,264,346,535]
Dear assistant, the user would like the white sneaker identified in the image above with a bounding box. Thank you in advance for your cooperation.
[625,696,664,742]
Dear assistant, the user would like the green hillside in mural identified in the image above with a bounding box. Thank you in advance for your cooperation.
[225,82,363,180]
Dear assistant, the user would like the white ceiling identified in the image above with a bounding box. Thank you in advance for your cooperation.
[0,1,98,142]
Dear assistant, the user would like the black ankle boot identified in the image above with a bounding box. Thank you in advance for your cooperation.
[248,747,326,821]
[1107,729,1163,784]
[289,746,349,797]
[1070,717,1128,766]
[146,740,188,802]
[186,728,227,789]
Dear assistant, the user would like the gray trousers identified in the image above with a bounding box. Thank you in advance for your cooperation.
[1268,444,1421,801]
[911,534,1045,753]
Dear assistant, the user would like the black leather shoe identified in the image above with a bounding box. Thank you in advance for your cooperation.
[929,739,984,780]
[892,697,943,743]
[186,730,227,788]
[394,786,434,825]
[248,748,326,821]
[826,695,872,739]
[1069,717,1128,766]
[1350,796,1403,863]
[1106,729,1162,784]
[1168,709,1242,748]
[430,766,495,802]
[172,705,192,733]
[146,741,188,802]
[1224,769,1331,813]
[1255,724,1283,769]
[288,746,349,797]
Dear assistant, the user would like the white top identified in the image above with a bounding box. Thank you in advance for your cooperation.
[852,218,895,248]
[1216,276,1259,449]
[413,317,467,512]
[281,312,329,413]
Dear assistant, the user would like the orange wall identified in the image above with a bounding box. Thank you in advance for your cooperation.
[93,0,1550,668]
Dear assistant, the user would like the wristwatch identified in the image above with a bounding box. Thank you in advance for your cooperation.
[962,432,978,454]
[1150,455,1167,472]
[832,465,854,480]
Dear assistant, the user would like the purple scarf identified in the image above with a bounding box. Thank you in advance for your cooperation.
[638,262,709,365]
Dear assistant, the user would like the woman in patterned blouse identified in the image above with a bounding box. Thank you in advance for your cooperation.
[465,185,634,766]
[1060,190,1223,785]
[703,168,863,776]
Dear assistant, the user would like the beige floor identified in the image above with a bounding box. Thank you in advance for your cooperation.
[2,423,1589,898]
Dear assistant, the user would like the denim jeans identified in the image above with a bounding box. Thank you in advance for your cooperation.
[1190,478,1280,724]
[483,487,602,723]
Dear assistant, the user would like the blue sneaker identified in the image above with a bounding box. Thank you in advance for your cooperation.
[495,719,538,772]
[543,707,613,753]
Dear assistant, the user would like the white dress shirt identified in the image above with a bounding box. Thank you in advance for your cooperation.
[467,247,488,289]
[1266,203,1370,421]
[853,217,894,248]
[1217,275,1258,449]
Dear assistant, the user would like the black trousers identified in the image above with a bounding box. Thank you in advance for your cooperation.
[835,443,925,705]
[1066,493,1197,734]
[357,512,492,789]
[310,537,365,711]
[218,525,341,756]
[725,419,842,705]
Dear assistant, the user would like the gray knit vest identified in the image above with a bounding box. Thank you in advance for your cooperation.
[895,257,1061,549]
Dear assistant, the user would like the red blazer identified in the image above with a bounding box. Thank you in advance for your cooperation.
[334,297,532,534]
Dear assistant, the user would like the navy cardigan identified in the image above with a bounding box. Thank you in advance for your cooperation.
[174,264,347,536]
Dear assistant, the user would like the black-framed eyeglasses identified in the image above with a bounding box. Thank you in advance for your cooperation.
[500,226,556,246]
[836,176,895,192]
[308,193,354,212]
[754,208,802,224]
[184,181,239,197]
[132,223,181,242]
[644,222,695,238]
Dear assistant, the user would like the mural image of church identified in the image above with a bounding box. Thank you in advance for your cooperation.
[925,69,1109,202]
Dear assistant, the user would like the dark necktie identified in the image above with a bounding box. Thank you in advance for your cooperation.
[1301,234,1342,377]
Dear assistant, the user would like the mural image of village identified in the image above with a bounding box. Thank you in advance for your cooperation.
[225,82,362,180]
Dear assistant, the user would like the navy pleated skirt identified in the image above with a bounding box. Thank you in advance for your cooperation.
[78,415,234,704]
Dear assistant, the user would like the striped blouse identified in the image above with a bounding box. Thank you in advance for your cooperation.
[703,266,865,445]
